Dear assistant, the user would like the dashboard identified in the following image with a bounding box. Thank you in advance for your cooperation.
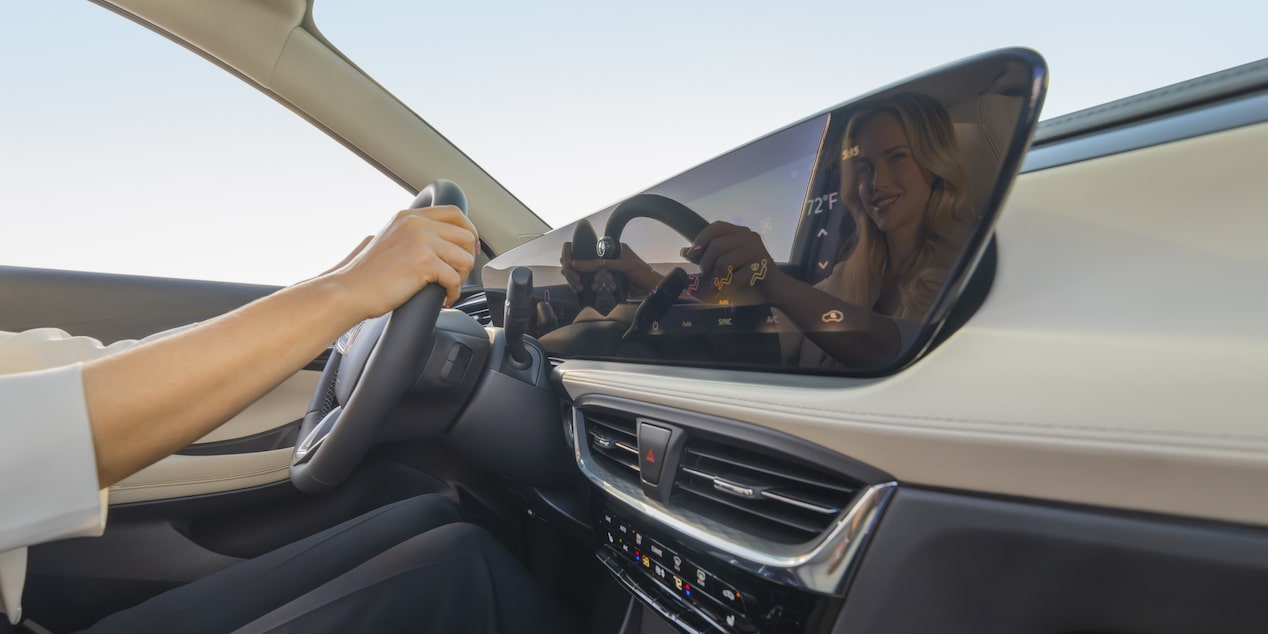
[478,51,1048,633]
[478,52,1268,634]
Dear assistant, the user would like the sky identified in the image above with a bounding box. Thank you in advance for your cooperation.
[1,1,1265,284]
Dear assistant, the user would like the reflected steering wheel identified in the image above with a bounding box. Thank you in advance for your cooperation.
[595,193,710,261]
[289,180,467,494]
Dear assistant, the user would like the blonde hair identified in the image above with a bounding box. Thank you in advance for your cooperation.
[836,93,973,319]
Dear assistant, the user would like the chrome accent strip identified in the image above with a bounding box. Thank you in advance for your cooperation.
[760,490,839,515]
[573,405,897,596]
[292,407,340,465]
[713,479,756,498]
[335,321,364,355]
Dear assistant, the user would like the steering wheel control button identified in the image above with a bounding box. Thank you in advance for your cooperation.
[441,343,473,384]
[638,422,672,484]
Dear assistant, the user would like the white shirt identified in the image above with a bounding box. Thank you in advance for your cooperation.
[0,328,157,624]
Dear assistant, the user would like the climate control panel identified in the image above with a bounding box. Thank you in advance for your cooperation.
[596,506,826,633]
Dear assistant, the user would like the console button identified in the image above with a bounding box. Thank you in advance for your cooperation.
[647,539,669,562]
[696,567,746,614]
[720,610,757,633]
[668,552,686,574]
[638,423,672,484]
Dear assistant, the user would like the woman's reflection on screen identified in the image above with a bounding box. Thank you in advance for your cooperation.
[681,92,974,368]
[798,92,974,366]
[554,93,975,369]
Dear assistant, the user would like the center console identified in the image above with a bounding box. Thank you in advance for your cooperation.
[569,396,896,634]
[596,505,822,633]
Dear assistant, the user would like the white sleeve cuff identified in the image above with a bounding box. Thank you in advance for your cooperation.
[0,364,105,554]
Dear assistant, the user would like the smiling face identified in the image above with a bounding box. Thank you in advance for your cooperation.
[851,111,934,236]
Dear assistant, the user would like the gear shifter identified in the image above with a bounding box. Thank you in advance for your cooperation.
[504,266,534,368]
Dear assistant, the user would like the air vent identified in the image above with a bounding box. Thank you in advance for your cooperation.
[452,292,492,326]
[585,410,640,481]
[673,440,861,544]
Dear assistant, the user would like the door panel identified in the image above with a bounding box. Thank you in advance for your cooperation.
[0,266,279,341]
[110,448,295,504]
[0,266,319,502]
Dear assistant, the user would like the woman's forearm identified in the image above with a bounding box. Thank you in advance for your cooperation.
[82,205,479,488]
[83,277,359,488]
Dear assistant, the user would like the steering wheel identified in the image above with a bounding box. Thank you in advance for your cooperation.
[290,180,468,494]
[595,193,710,261]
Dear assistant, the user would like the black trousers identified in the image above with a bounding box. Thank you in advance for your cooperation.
[81,495,578,634]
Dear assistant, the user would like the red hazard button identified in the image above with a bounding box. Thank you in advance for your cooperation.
[638,422,672,485]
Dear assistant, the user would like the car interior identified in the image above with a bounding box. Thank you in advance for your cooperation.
[4,1,1268,633]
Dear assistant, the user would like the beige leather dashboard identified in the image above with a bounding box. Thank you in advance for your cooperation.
[559,121,1268,528]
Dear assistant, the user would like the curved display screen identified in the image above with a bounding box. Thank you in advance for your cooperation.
[484,50,1046,374]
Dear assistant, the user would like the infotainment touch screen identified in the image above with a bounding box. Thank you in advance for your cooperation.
[484,52,1044,375]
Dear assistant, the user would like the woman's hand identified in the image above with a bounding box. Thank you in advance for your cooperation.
[565,242,664,296]
[326,206,479,319]
[683,222,782,299]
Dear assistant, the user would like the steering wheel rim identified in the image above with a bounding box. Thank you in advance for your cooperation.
[289,180,468,494]
[597,194,710,261]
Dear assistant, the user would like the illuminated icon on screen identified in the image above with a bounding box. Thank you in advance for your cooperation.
[606,532,614,544]
[726,614,736,627]
[723,588,737,601]
[635,533,643,545]
[822,310,845,324]
[713,265,734,290]
[766,314,779,325]
[642,555,651,568]
[717,318,732,327]
[687,274,700,293]
[674,576,684,591]
[672,555,683,570]
[749,259,768,286]
[650,321,660,332]
[818,260,830,270]
[817,228,829,238]
[681,321,693,328]
[651,545,664,557]
[696,569,707,584]
[843,145,860,159]
[654,564,666,579]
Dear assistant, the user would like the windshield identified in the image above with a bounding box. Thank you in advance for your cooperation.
[317,1,1265,229]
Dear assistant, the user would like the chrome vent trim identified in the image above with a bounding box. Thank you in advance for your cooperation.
[674,443,861,543]
[571,401,896,596]
[452,292,492,326]
[586,410,641,480]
